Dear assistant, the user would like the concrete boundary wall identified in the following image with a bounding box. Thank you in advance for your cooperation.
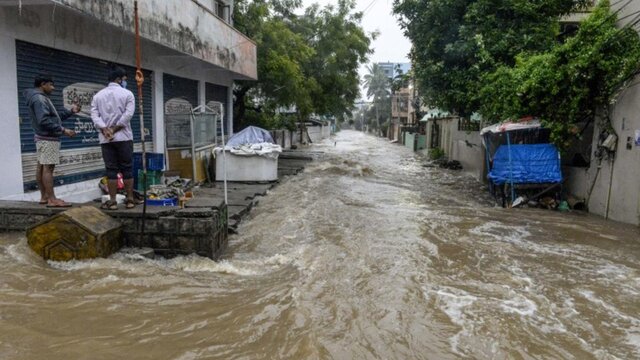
[451,127,485,181]
[0,201,228,259]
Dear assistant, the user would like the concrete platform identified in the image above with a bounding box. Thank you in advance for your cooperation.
[0,149,319,259]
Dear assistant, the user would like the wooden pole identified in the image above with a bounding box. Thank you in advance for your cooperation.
[134,1,148,232]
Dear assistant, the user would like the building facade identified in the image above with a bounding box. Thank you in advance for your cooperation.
[377,62,410,80]
[0,0,256,201]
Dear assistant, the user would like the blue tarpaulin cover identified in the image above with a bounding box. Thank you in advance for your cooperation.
[488,144,562,185]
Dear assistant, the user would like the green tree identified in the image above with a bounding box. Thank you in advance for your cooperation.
[297,0,374,122]
[362,63,391,133]
[232,0,373,130]
[233,0,314,130]
[478,0,640,146]
[393,0,589,116]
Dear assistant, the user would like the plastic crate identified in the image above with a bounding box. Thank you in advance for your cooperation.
[136,170,162,192]
[133,152,164,171]
[146,197,178,206]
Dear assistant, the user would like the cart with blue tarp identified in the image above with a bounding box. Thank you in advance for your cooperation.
[481,118,563,207]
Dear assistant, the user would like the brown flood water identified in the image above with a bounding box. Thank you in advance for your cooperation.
[1,130,639,359]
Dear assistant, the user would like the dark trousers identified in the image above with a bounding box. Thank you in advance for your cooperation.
[101,140,134,179]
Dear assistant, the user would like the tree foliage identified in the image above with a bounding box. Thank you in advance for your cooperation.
[394,0,640,145]
[232,0,373,130]
[393,0,589,116]
[478,0,640,145]
[362,64,391,130]
[297,1,373,122]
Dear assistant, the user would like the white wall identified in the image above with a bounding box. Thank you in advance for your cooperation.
[307,127,322,143]
[0,32,24,198]
[152,70,165,154]
[451,129,485,181]
[322,125,331,139]
[226,85,234,136]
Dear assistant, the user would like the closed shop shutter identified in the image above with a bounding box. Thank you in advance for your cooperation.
[163,73,198,109]
[205,82,228,135]
[16,40,153,191]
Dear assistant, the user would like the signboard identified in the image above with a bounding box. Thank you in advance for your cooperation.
[165,98,192,148]
[62,82,104,145]
[164,97,193,115]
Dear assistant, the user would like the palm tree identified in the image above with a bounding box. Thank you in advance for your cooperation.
[362,64,391,135]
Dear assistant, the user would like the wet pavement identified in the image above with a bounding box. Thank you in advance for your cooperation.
[0,130,639,359]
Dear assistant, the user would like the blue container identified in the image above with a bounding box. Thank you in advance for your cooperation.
[133,152,164,171]
[133,152,164,190]
[145,197,178,206]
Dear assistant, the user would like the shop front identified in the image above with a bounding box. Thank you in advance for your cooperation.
[16,40,153,191]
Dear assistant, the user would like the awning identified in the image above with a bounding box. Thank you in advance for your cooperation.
[480,117,541,136]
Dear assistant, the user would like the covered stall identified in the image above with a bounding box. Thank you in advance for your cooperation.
[214,126,282,182]
[481,118,563,207]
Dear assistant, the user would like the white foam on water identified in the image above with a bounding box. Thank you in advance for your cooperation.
[48,258,115,271]
[499,296,537,317]
[260,253,294,266]
[5,241,40,265]
[162,251,300,276]
[593,349,624,360]
[578,290,640,324]
[434,290,478,326]
[596,264,630,280]
[163,255,260,276]
[469,221,531,245]
[46,246,298,278]
[578,289,640,356]
[424,286,479,355]
[625,329,640,357]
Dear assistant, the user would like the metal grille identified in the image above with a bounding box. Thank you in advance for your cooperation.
[206,82,228,136]
[458,118,481,132]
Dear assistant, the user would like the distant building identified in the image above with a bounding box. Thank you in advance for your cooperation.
[377,62,411,80]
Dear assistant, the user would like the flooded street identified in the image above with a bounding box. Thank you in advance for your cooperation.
[1,130,639,359]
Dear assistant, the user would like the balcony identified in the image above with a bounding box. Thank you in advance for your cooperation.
[28,0,257,80]
[392,94,410,118]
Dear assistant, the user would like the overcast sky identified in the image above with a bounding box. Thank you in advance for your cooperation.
[300,0,411,100]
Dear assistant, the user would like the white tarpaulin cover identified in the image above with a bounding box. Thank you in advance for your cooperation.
[226,126,275,147]
[222,143,282,159]
[480,118,542,136]
[215,126,281,159]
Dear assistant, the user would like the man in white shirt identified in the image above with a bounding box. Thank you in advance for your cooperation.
[91,67,136,210]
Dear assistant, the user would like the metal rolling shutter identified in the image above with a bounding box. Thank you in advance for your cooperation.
[163,73,198,108]
[16,40,154,190]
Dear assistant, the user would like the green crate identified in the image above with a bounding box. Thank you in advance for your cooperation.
[136,170,162,192]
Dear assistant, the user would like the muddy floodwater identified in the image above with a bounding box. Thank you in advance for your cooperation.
[1,130,639,359]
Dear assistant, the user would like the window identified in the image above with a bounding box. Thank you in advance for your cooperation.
[216,1,228,22]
